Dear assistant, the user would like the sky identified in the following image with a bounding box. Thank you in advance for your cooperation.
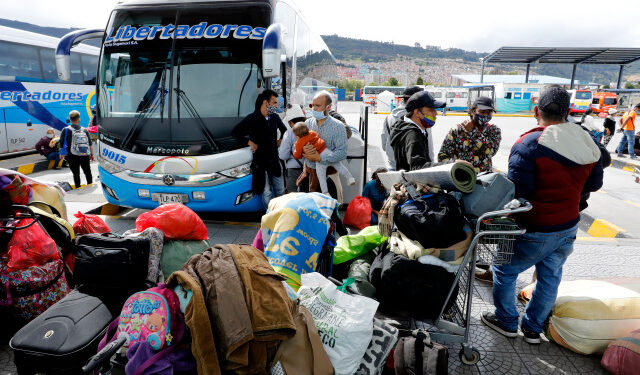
[3,0,640,53]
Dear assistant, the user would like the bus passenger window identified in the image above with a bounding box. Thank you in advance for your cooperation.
[0,41,43,81]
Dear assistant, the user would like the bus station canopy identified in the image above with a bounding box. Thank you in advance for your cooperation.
[481,47,640,88]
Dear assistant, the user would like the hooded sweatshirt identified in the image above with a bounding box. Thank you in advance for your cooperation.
[508,121,604,232]
[383,106,434,169]
[389,117,432,171]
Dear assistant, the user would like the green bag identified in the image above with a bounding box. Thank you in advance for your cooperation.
[161,240,211,279]
[333,226,386,265]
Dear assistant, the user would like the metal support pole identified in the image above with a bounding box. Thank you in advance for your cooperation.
[480,59,485,83]
[617,65,624,89]
[570,64,577,89]
[525,64,530,83]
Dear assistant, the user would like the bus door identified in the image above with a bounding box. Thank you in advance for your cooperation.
[0,109,8,154]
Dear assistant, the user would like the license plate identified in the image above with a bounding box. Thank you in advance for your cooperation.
[152,193,188,205]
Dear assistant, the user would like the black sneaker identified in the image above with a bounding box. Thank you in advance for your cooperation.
[520,325,541,344]
[481,312,517,338]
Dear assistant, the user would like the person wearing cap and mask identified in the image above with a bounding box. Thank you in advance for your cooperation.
[381,86,424,170]
[389,91,445,171]
[301,91,349,194]
[481,86,603,345]
[616,103,640,159]
[438,97,502,173]
[232,89,288,209]
[278,103,308,193]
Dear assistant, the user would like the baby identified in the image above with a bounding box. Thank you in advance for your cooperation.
[292,122,355,195]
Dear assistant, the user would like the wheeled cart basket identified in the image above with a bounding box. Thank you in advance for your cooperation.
[409,201,533,365]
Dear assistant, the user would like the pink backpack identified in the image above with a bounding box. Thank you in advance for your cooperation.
[97,285,185,374]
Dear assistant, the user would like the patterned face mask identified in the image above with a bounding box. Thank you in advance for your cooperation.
[473,114,492,127]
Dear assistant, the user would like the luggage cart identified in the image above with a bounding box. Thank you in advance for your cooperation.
[411,200,532,365]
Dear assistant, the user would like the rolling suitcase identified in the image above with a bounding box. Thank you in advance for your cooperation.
[10,290,118,375]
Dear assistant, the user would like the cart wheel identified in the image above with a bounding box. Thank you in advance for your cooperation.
[459,348,481,365]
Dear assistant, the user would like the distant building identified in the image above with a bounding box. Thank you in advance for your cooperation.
[451,74,597,88]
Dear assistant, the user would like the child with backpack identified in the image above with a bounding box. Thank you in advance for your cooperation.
[60,110,94,189]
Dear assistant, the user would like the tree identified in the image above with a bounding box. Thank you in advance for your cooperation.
[416,76,424,85]
[602,84,611,89]
[414,42,421,49]
[625,82,637,89]
[382,77,400,86]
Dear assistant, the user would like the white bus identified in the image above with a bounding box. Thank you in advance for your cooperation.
[0,26,99,155]
[56,0,365,212]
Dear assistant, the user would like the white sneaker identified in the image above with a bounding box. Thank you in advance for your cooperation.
[347,177,356,186]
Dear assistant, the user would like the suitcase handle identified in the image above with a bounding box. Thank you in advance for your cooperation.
[83,333,127,373]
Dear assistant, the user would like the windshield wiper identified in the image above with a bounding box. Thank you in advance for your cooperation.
[122,68,167,151]
[173,59,221,153]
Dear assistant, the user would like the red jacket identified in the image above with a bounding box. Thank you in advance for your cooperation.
[508,122,604,232]
[293,131,326,159]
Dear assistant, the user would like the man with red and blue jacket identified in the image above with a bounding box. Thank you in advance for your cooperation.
[482,86,604,345]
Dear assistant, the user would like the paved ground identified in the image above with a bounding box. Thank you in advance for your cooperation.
[2,102,639,374]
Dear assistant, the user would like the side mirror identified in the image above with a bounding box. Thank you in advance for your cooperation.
[262,24,284,78]
[56,29,104,81]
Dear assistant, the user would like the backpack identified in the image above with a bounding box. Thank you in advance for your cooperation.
[394,330,449,375]
[64,126,91,156]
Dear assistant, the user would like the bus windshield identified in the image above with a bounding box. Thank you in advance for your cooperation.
[576,91,592,100]
[99,9,262,119]
[97,6,269,154]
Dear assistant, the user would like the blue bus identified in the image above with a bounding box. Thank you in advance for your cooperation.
[0,26,99,155]
[56,0,364,213]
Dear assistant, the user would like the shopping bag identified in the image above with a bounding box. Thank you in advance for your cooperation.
[333,225,386,264]
[6,219,60,272]
[298,272,379,375]
[73,211,111,235]
[136,204,208,241]
[343,196,372,229]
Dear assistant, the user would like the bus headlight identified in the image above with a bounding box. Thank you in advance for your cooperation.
[220,162,251,178]
[99,155,125,174]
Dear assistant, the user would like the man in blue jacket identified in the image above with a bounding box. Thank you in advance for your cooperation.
[482,86,604,344]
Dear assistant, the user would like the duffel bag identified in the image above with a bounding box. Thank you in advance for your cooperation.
[394,192,467,250]
[0,258,71,322]
[74,233,150,289]
[461,172,514,218]
[370,246,458,320]
[394,330,448,375]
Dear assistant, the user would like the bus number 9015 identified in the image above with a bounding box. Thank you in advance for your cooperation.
[102,148,127,165]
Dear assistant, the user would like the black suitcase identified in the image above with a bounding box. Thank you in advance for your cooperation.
[9,290,118,375]
[74,233,150,290]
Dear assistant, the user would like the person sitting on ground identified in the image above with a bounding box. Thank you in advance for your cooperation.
[278,104,308,193]
[362,168,389,225]
[382,86,424,170]
[35,128,62,169]
[438,96,502,173]
[602,108,617,147]
[300,91,349,195]
[390,91,446,171]
[481,85,604,345]
[292,122,355,196]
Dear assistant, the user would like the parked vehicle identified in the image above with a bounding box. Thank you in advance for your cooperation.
[591,92,619,115]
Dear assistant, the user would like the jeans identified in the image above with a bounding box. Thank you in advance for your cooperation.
[45,151,60,161]
[262,169,285,210]
[617,130,636,157]
[492,223,578,333]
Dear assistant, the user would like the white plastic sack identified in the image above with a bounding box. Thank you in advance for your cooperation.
[298,272,379,375]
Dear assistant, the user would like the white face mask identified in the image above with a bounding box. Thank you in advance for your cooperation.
[46,133,54,139]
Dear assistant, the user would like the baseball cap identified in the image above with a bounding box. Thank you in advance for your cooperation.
[608,108,617,115]
[283,104,305,123]
[537,86,570,116]
[473,97,496,112]
[402,86,424,98]
[405,91,446,112]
